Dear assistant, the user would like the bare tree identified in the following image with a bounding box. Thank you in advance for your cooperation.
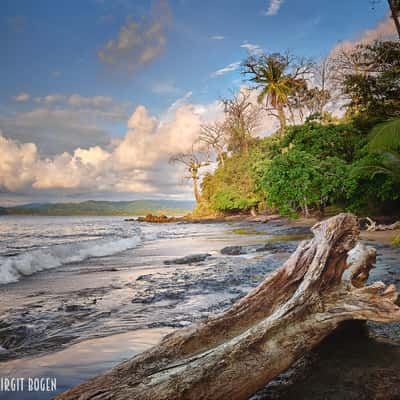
[311,56,336,114]
[169,145,209,204]
[199,121,227,167]
[221,89,262,154]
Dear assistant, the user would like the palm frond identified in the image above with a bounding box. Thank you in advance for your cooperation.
[368,118,400,152]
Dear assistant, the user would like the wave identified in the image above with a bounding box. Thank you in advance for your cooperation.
[0,235,142,285]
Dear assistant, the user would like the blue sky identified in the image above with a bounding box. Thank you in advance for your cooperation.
[0,0,393,204]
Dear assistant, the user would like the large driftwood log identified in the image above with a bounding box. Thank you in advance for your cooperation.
[56,214,400,400]
[365,217,400,231]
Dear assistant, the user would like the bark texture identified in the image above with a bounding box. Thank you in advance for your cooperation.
[56,213,400,400]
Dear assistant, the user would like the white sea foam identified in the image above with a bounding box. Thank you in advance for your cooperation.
[0,236,142,285]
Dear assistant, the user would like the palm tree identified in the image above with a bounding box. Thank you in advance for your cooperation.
[243,53,310,136]
[360,118,400,182]
[368,118,400,153]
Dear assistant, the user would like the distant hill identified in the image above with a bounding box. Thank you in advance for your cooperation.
[0,200,195,216]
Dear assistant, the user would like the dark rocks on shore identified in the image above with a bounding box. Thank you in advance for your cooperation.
[137,214,182,223]
[256,243,287,253]
[220,245,246,255]
[164,253,211,265]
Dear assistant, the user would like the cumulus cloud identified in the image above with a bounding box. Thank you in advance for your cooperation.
[263,0,284,16]
[0,108,113,155]
[13,92,30,102]
[0,93,131,155]
[0,132,37,191]
[0,96,221,198]
[330,15,398,57]
[212,61,241,77]
[97,0,171,71]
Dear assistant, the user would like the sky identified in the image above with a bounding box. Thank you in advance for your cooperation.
[0,0,396,205]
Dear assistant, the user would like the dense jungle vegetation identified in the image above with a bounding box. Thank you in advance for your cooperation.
[173,40,400,218]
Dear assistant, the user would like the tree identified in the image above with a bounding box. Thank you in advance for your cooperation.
[358,118,400,184]
[387,0,400,39]
[336,41,400,119]
[242,52,311,135]
[221,89,262,154]
[169,145,209,204]
[261,150,351,217]
[261,150,321,217]
[199,121,227,166]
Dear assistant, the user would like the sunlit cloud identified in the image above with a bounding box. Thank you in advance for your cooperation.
[330,15,397,57]
[13,92,30,102]
[0,95,221,198]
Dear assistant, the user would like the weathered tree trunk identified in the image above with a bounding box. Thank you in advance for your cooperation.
[56,214,400,400]
[192,174,201,204]
[277,103,286,137]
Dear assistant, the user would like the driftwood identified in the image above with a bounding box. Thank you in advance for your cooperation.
[365,217,400,232]
[56,214,400,400]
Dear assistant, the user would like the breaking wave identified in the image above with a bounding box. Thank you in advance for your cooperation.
[0,235,142,285]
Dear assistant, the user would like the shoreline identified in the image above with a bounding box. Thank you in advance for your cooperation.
[137,212,400,245]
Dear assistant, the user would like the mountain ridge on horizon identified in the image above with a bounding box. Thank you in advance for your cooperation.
[0,199,195,216]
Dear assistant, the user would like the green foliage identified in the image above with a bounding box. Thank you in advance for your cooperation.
[282,122,364,162]
[393,235,400,246]
[368,118,400,152]
[196,41,400,218]
[201,156,258,213]
[259,148,351,215]
[342,41,400,120]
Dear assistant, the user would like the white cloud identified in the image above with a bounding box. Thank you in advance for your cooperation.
[0,132,37,191]
[97,0,171,71]
[0,96,222,198]
[240,42,263,55]
[210,35,225,40]
[212,61,241,77]
[1,93,131,155]
[0,108,113,155]
[263,0,284,16]
[13,92,30,102]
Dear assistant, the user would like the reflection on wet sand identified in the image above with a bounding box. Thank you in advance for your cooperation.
[0,328,172,400]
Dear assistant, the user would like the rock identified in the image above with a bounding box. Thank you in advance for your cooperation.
[164,253,211,265]
[220,245,246,255]
[246,214,281,223]
[137,214,181,223]
[64,304,82,312]
[256,243,285,253]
